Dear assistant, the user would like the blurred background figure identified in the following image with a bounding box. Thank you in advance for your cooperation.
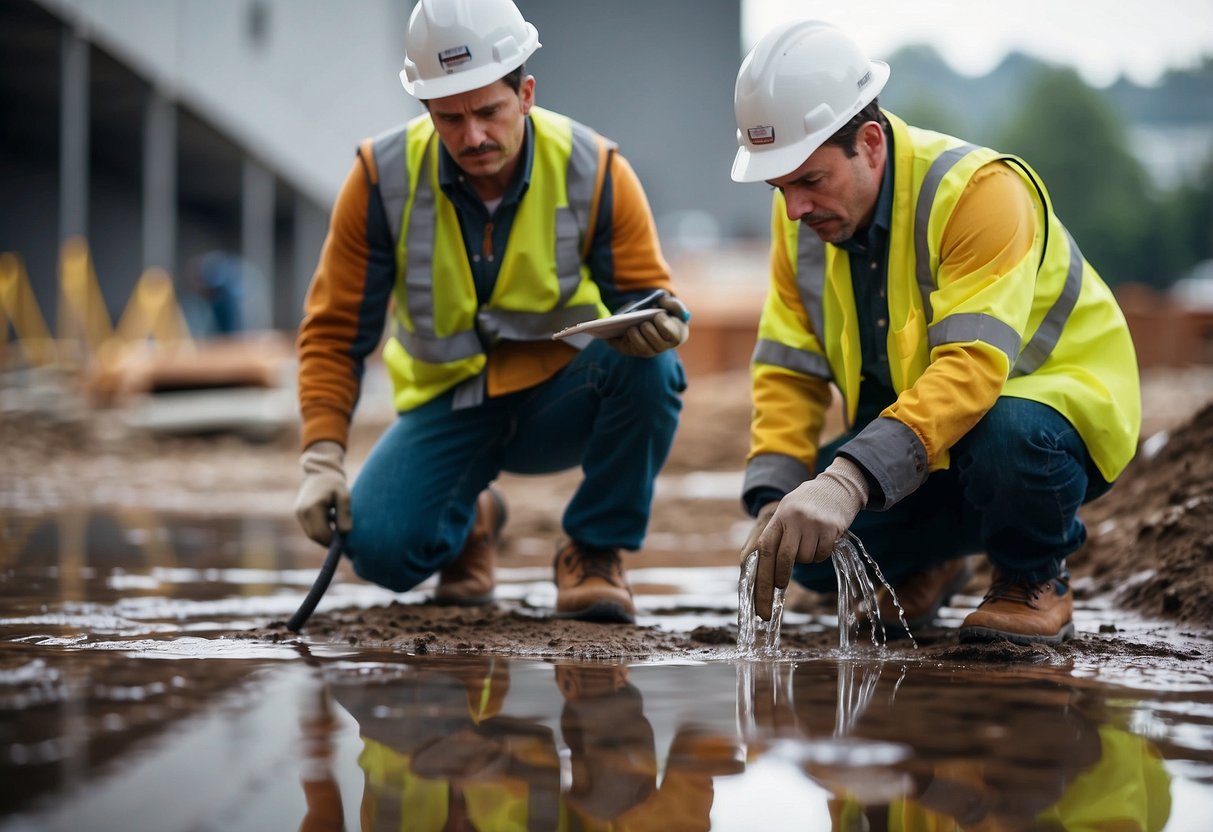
[184,250,247,337]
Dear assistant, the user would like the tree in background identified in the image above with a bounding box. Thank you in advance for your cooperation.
[996,66,1159,287]
[882,45,968,138]
[1158,151,1213,282]
[879,50,1213,291]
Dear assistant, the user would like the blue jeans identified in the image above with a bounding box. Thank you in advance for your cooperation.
[793,397,1112,593]
[346,341,686,591]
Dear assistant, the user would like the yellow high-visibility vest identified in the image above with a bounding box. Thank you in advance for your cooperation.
[372,106,612,412]
[752,111,1140,502]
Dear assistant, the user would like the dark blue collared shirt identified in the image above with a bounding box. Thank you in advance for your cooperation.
[437,117,535,306]
[836,126,897,427]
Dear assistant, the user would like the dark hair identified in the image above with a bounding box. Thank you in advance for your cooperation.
[821,99,887,158]
[421,63,527,109]
[500,63,525,93]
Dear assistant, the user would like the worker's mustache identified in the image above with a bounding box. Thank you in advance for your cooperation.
[801,211,839,226]
[461,143,501,156]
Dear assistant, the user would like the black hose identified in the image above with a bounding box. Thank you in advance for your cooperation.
[287,529,344,633]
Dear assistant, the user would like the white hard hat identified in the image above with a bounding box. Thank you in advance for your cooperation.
[400,0,541,100]
[731,19,890,183]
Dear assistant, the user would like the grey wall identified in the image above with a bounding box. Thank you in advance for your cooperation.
[38,0,422,206]
[518,0,769,244]
[2,0,768,343]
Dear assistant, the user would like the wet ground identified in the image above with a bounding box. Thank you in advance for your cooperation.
[4,367,1213,829]
[2,509,1212,831]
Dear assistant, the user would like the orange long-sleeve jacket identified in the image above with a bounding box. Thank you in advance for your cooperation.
[297,114,675,450]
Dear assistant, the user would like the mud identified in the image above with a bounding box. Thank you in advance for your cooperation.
[4,366,1213,664]
[241,598,1213,674]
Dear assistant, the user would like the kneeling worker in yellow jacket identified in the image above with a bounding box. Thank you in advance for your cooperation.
[732,20,1140,643]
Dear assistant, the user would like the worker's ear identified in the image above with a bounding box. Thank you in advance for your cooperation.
[857,121,884,172]
[520,75,535,115]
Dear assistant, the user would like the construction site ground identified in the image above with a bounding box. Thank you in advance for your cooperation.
[3,364,1212,666]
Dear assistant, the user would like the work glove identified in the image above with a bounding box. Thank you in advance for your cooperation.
[293,440,353,546]
[751,456,869,620]
[740,500,779,566]
[608,295,690,358]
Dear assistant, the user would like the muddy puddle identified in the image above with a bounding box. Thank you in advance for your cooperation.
[2,510,1213,831]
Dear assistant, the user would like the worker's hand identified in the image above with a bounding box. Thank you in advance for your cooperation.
[740,500,779,566]
[607,295,690,357]
[294,440,353,546]
[752,457,869,620]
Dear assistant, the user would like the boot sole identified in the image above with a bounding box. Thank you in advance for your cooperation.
[957,621,1076,646]
[555,600,635,624]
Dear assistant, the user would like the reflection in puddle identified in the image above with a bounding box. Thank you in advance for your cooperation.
[0,509,1212,829]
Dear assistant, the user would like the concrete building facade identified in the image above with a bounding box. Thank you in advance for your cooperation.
[0,0,762,343]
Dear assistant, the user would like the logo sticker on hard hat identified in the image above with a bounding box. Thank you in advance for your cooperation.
[857,70,872,90]
[438,45,472,73]
[747,126,775,145]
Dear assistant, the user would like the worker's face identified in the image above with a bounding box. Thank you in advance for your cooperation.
[767,122,886,245]
[427,76,534,184]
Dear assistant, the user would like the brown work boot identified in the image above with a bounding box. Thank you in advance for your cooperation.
[435,487,506,606]
[876,557,972,634]
[958,570,1075,645]
[553,539,635,623]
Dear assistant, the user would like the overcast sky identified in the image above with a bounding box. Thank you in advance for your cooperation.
[743,0,1213,87]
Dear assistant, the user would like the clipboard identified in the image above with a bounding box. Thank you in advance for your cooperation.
[551,308,664,341]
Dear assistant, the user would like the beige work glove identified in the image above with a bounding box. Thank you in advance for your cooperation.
[740,500,779,566]
[294,440,353,546]
[752,456,869,620]
[608,295,690,357]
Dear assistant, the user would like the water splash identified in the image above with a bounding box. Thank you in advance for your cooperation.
[737,533,918,657]
[737,550,784,657]
[833,532,917,651]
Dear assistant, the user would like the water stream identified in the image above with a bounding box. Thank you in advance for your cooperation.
[833,532,918,650]
[737,549,784,656]
[737,532,917,655]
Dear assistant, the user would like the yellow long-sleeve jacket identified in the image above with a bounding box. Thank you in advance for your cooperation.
[746,111,1140,510]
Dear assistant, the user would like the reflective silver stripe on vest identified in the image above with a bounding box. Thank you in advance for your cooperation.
[752,337,832,379]
[478,304,600,343]
[1011,227,1083,377]
[394,320,482,364]
[405,140,453,351]
[915,148,1081,377]
[559,121,604,304]
[796,228,827,340]
[373,126,409,250]
[913,143,978,322]
[927,312,1021,365]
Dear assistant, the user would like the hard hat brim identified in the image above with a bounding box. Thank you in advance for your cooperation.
[730,60,890,183]
[401,24,540,100]
[731,139,825,184]
[402,62,521,100]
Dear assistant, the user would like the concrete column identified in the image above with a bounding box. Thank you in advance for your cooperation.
[59,29,89,243]
[241,158,275,331]
[142,90,177,273]
[287,195,327,331]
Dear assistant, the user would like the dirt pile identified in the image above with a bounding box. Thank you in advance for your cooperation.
[1074,401,1213,626]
